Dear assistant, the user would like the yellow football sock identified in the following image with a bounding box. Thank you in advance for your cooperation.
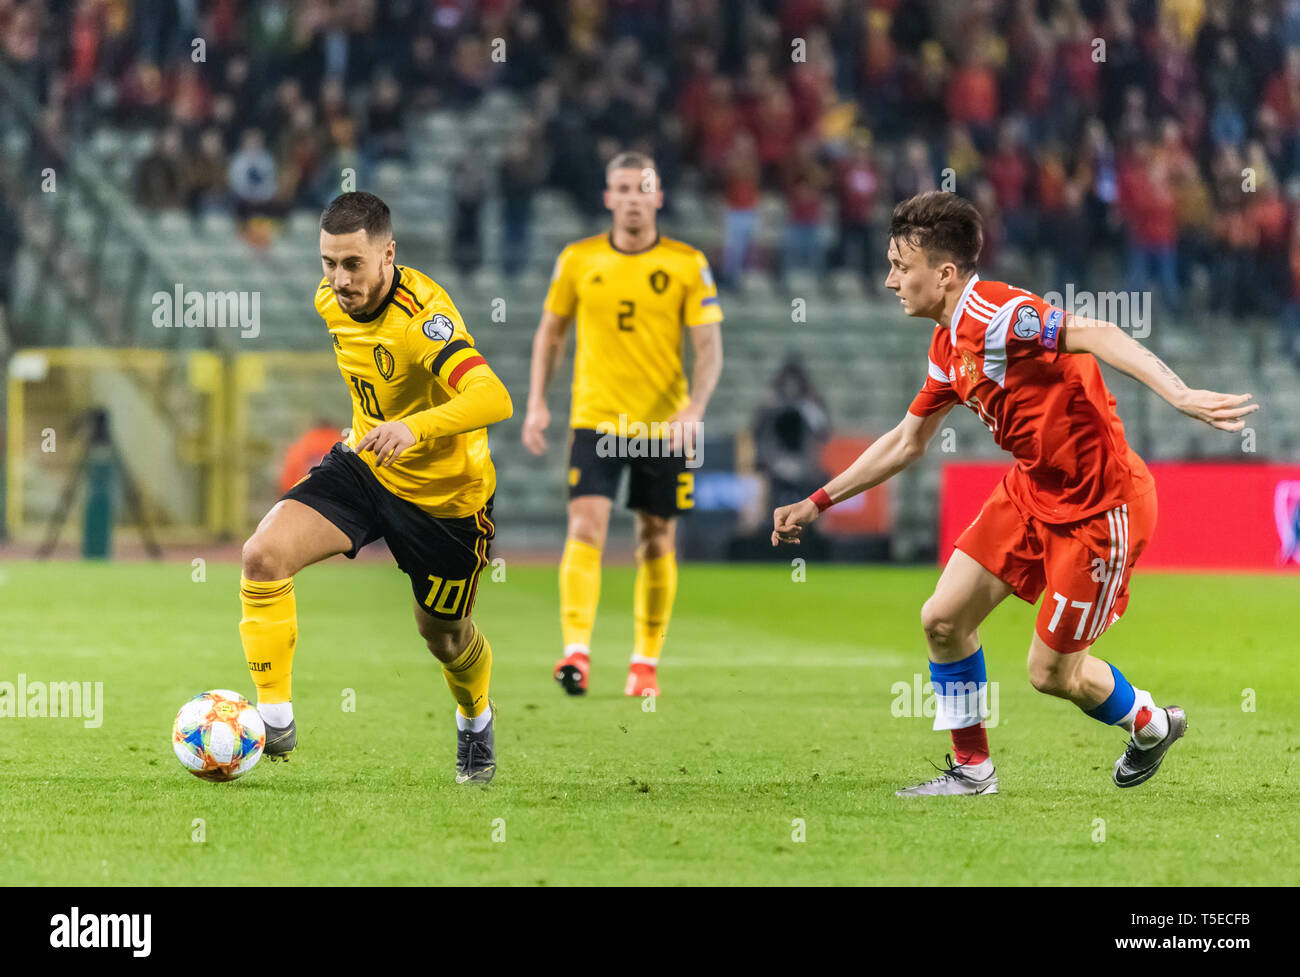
[632,551,677,664]
[559,537,601,650]
[443,627,492,719]
[239,576,297,705]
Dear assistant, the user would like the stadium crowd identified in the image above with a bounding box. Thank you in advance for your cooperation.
[4,0,1300,359]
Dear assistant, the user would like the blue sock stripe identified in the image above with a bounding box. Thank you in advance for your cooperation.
[1084,662,1135,726]
[929,647,987,696]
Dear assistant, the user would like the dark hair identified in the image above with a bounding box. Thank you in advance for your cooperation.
[320,191,392,239]
[889,191,982,272]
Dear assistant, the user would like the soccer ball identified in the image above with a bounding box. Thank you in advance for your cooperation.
[171,690,266,782]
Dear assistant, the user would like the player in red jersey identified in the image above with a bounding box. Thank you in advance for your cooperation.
[773,191,1257,795]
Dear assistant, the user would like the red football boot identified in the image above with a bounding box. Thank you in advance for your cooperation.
[554,651,590,696]
[624,662,659,697]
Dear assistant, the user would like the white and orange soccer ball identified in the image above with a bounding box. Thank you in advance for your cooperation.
[171,690,266,781]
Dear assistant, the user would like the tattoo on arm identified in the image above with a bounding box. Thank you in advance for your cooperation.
[1140,345,1187,391]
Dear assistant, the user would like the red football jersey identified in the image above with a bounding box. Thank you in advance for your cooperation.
[908,275,1154,524]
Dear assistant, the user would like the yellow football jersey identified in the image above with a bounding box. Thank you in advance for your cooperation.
[314,264,503,518]
[543,234,723,429]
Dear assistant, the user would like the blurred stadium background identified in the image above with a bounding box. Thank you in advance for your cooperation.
[2,0,1299,566]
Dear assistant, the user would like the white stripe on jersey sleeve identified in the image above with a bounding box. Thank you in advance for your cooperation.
[981,296,1031,387]
[927,359,950,384]
[967,291,1000,320]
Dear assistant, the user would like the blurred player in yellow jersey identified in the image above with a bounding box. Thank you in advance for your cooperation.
[522,152,724,697]
[237,191,512,783]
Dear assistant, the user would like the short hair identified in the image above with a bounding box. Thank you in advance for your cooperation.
[889,191,982,272]
[606,151,657,181]
[320,191,392,239]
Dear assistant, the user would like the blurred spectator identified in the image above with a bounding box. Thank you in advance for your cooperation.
[972,177,1003,270]
[311,114,363,209]
[780,140,828,284]
[502,11,551,92]
[133,126,186,210]
[407,34,442,113]
[945,50,998,147]
[697,78,742,182]
[499,131,545,277]
[1250,170,1291,315]
[720,134,761,286]
[183,127,230,216]
[752,357,830,510]
[446,35,494,110]
[1119,138,1181,312]
[1168,125,1215,291]
[985,120,1033,250]
[364,72,407,165]
[450,146,487,279]
[1284,219,1300,365]
[751,82,796,186]
[829,129,880,282]
[893,137,937,202]
[279,103,324,209]
[228,128,280,220]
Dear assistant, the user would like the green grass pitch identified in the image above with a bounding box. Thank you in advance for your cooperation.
[2,559,1297,885]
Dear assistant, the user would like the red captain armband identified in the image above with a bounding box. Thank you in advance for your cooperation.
[810,488,834,512]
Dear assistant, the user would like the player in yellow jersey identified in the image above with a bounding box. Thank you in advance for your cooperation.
[522,152,724,697]
[237,191,512,783]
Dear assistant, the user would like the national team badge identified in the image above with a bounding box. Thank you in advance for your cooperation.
[649,269,669,294]
[962,350,980,382]
[422,314,454,343]
[373,343,395,380]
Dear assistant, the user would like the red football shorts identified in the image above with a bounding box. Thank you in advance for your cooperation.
[954,479,1158,654]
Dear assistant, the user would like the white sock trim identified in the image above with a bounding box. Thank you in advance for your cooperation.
[629,654,659,667]
[931,681,989,731]
[456,703,492,733]
[258,701,293,727]
[1121,688,1155,731]
[563,644,590,658]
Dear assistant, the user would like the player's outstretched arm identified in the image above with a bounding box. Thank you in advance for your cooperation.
[522,309,573,455]
[1062,317,1258,431]
[772,406,951,545]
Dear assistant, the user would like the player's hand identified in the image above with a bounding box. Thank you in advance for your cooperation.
[665,404,704,458]
[772,498,820,546]
[1175,390,1259,432]
[522,402,550,455]
[356,420,418,467]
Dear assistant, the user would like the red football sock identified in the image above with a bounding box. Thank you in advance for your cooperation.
[951,723,989,765]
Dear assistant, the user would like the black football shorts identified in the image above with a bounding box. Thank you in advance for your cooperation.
[566,427,695,518]
[282,443,494,620]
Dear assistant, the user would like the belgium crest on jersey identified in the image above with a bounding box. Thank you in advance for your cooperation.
[374,343,395,380]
